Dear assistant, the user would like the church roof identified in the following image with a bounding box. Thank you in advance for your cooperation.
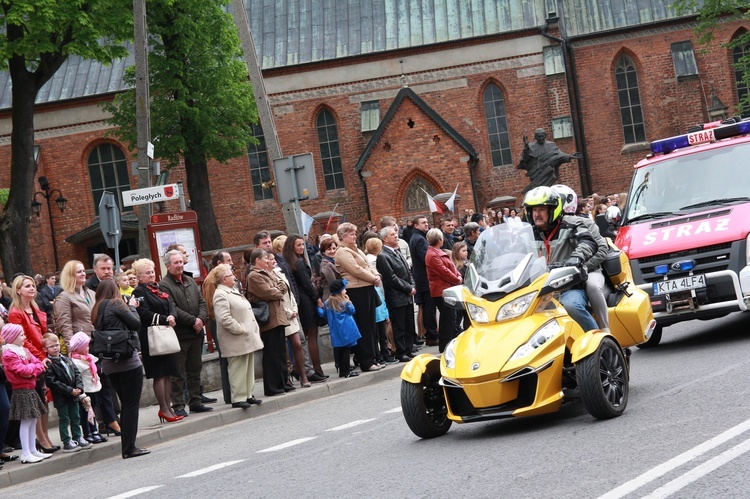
[353,86,477,173]
[0,1,692,111]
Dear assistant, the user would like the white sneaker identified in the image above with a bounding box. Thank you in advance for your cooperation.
[77,437,92,449]
[32,451,52,459]
[21,454,44,464]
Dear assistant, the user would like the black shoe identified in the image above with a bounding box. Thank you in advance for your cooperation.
[414,338,425,346]
[284,384,296,392]
[308,372,327,383]
[232,401,252,409]
[247,396,262,405]
[174,408,189,418]
[314,371,329,379]
[84,435,96,444]
[265,391,285,396]
[94,434,107,443]
[396,355,411,363]
[425,338,440,346]
[201,395,218,404]
[345,371,360,378]
[123,447,150,459]
[190,405,214,413]
[384,356,400,365]
[290,369,300,381]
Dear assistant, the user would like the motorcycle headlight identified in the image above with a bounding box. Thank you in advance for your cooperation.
[496,292,537,322]
[444,339,457,369]
[509,320,561,362]
[467,303,489,323]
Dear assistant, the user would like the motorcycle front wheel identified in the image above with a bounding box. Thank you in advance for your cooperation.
[401,369,452,438]
[576,336,629,419]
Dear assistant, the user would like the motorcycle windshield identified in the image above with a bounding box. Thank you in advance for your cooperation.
[466,222,546,297]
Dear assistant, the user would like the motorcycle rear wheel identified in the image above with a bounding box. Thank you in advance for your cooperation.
[401,371,452,438]
[576,336,629,419]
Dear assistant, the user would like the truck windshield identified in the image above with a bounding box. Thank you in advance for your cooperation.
[623,142,750,223]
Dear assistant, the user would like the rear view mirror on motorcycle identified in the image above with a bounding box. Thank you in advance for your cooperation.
[539,266,583,296]
[442,285,466,310]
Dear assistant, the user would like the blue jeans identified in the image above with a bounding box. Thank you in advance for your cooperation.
[560,289,599,332]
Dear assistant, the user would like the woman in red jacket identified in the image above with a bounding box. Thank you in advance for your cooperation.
[8,275,58,453]
[424,229,462,353]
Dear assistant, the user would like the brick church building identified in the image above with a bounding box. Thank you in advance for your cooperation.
[0,0,748,273]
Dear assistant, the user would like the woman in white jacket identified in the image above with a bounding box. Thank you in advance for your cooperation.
[204,264,264,409]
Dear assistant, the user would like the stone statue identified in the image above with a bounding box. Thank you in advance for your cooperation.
[517,128,581,193]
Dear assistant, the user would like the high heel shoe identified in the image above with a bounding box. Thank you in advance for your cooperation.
[158,410,184,423]
[36,440,59,453]
[300,380,312,388]
[105,424,122,436]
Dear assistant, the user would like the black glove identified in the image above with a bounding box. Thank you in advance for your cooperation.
[564,256,583,268]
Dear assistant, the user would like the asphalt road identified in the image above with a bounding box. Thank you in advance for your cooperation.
[4,311,750,498]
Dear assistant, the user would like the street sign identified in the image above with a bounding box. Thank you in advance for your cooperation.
[99,191,122,250]
[122,184,180,207]
[272,153,318,203]
[147,141,154,159]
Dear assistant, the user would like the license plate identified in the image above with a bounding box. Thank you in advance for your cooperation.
[653,274,706,295]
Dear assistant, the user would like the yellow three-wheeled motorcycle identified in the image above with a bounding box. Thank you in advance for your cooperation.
[400,223,655,438]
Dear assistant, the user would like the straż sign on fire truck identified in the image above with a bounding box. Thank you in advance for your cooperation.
[615,118,750,347]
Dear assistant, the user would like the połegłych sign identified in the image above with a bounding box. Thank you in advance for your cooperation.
[122,184,180,207]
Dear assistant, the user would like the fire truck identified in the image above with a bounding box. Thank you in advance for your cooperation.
[615,117,750,347]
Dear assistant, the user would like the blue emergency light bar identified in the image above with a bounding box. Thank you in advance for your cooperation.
[650,119,750,155]
[654,260,695,275]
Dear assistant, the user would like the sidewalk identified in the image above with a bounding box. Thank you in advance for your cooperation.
[0,344,438,488]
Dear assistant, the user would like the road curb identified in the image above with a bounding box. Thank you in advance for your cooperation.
[0,346,437,488]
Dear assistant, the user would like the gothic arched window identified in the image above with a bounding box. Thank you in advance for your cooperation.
[732,37,749,112]
[247,123,274,201]
[615,55,646,144]
[403,177,436,213]
[88,143,132,215]
[316,109,345,190]
[483,83,512,167]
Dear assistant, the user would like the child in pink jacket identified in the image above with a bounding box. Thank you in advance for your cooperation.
[1,323,51,464]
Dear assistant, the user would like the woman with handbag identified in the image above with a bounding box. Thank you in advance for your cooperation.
[131,258,181,423]
[90,280,149,459]
[55,260,121,437]
[203,264,264,408]
[245,249,291,397]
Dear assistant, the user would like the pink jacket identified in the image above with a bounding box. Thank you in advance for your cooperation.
[425,246,462,298]
[2,347,46,390]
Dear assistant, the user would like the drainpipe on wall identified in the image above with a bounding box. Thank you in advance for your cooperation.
[540,24,594,196]
[465,155,480,212]
[359,172,373,222]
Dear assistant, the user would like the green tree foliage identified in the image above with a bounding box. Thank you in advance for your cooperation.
[0,0,133,275]
[673,0,750,115]
[104,0,258,250]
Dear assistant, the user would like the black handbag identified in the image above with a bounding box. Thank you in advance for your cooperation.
[251,300,270,325]
[90,301,138,361]
[90,329,136,361]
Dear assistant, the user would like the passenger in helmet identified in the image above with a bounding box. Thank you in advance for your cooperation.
[552,185,611,330]
[522,186,605,332]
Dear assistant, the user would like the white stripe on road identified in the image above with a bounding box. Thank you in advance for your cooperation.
[383,407,402,414]
[176,460,245,478]
[325,419,376,431]
[599,417,750,499]
[257,437,317,453]
[106,486,163,499]
[643,436,750,499]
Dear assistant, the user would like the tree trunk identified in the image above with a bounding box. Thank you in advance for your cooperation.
[0,62,38,276]
[183,155,223,251]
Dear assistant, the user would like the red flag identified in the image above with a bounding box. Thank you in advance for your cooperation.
[421,188,445,214]
[324,203,339,232]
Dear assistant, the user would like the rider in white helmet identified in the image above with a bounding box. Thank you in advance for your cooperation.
[552,184,610,330]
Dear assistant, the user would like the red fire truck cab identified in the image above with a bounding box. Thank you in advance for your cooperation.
[615,117,750,347]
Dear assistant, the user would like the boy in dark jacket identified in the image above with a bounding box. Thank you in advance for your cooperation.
[43,333,92,453]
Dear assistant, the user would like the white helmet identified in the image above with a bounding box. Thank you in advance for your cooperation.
[551,184,578,215]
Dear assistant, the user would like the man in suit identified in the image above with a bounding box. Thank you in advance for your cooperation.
[85,254,114,292]
[377,225,417,362]
[36,272,62,328]
[408,215,439,347]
